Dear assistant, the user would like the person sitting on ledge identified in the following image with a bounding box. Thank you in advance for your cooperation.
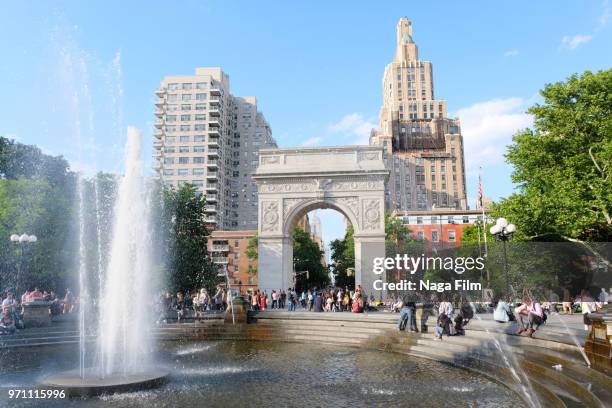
[515,297,544,337]
[173,292,186,323]
[28,287,43,302]
[0,307,16,335]
[433,312,451,340]
[493,297,514,323]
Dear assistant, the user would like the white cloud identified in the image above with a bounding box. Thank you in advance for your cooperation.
[503,50,519,57]
[455,98,533,173]
[560,34,593,49]
[327,113,377,145]
[301,136,323,147]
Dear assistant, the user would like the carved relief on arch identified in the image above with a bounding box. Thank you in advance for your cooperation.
[261,201,280,232]
[283,197,309,222]
[326,196,360,228]
[362,199,382,230]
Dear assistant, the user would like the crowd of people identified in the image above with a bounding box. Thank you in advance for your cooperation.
[247,285,370,313]
[0,288,78,335]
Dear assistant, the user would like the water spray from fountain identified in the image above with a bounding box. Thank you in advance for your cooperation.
[97,126,154,377]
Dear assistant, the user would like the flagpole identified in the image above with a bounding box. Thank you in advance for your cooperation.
[479,167,490,285]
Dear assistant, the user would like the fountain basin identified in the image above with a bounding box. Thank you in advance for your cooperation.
[41,369,168,397]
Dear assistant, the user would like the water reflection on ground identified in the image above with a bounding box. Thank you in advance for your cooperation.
[0,340,525,407]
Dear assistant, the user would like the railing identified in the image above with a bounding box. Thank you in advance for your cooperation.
[212,256,227,263]
[212,245,229,251]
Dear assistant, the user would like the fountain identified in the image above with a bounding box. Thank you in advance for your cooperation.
[42,127,167,396]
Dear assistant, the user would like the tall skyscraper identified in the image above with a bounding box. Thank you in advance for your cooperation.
[153,67,277,230]
[370,17,468,211]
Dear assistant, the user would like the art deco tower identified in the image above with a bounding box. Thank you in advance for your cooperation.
[370,17,468,211]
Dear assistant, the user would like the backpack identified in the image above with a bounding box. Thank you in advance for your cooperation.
[461,303,474,320]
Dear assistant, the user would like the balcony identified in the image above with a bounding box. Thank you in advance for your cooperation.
[209,107,221,117]
[206,172,218,178]
[153,129,164,139]
[208,149,219,157]
[208,128,220,137]
[207,160,218,168]
[206,184,218,192]
[209,119,221,127]
[154,120,164,129]
[210,88,221,96]
[205,194,218,202]
[208,140,219,148]
[154,88,166,96]
[212,256,227,263]
[154,99,165,107]
[153,141,162,149]
[212,244,228,251]
[209,97,221,105]
[154,109,164,118]
[206,206,219,214]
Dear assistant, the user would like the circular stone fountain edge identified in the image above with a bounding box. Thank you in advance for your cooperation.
[41,369,168,397]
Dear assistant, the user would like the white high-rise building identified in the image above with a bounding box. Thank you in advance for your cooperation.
[153,67,276,230]
[370,18,468,211]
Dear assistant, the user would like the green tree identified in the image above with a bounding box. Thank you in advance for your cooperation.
[498,69,611,244]
[293,226,327,290]
[161,184,221,293]
[246,234,258,276]
[330,225,355,289]
[0,177,74,293]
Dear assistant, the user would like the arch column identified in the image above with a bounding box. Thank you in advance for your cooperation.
[354,234,387,300]
[257,235,293,295]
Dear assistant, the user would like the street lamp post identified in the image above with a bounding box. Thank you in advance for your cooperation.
[489,218,516,298]
[9,233,37,293]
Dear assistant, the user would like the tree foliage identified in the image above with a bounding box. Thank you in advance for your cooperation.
[159,184,221,293]
[0,136,76,295]
[292,226,327,290]
[497,69,611,242]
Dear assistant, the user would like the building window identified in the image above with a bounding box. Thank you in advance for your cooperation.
[462,216,469,224]
[432,231,439,242]
[196,82,206,90]
[195,124,206,131]
[179,136,190,143]
[416,216,423,224]
[193,157,205,164]
[163,169,174,176]
[180,125,190,131]
[194,135,205,142]
[417,231,424,240]
[168,83,178,90]
[179,146,189,153]
[178,169,188,176]
[196,93,207,100]
[178,157,189,164]
[195,103,206,110]
[194,146,205,152]
[181,114,191,121]
[193,168,204,175]
[448,230,456,242]
[447,215,455,224]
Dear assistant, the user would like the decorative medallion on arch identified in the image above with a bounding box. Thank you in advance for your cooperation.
[253,146,389,296]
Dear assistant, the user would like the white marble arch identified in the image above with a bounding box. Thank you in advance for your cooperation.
[253,146,389,297]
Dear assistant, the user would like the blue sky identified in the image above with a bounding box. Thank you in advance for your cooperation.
[1,1,611,255]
